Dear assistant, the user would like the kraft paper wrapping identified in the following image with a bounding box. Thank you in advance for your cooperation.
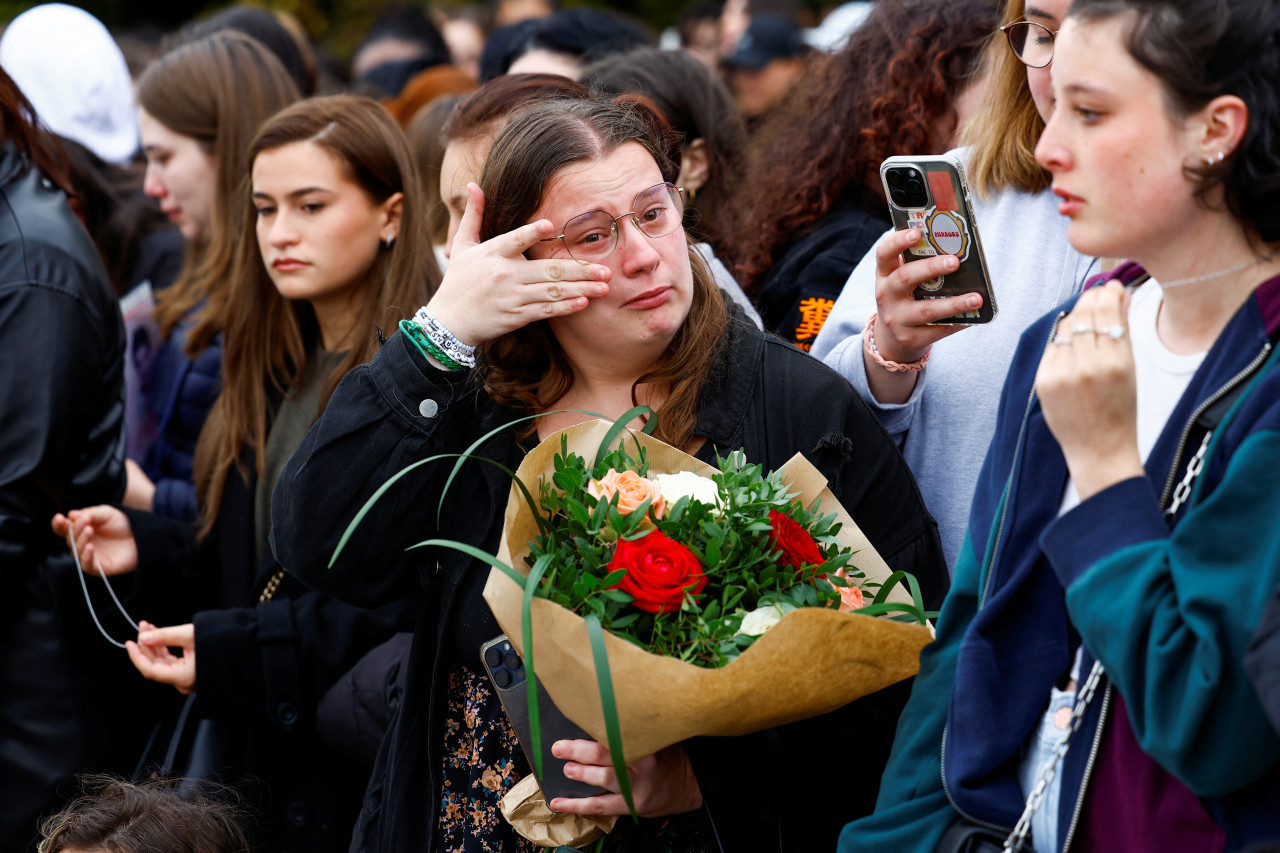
[482,420,934,763]
[499,775,616,847]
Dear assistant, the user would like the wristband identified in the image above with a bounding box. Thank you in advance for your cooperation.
[400,319,461,370]
[863,313,929,373]
[413,306,477,368]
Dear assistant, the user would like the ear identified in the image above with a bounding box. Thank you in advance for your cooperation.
[676,138,710,194]
[379,191,404,243]
[1194,94,1248,164]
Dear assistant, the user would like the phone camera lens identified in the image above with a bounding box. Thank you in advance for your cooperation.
[484,647,502,667]
[504,652,521,670]
[905,178,928,207]
[886,170,904,188]
[494,669,512,688]
[890,187,907,206]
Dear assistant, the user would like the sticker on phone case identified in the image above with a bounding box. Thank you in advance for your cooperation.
[925,209,970,261]
[906,209,937,257]
[926,170,959,211]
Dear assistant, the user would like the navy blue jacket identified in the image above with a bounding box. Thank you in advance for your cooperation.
[141,317,221,522]
[842,266,1280,852]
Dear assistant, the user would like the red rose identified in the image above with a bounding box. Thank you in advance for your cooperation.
[609,529,706,614]
[767,509,823,570]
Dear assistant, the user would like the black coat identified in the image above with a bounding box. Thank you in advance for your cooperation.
[124,446,414,853]
[0,142,135,852]
[273,314,948,853]
[754,200,887,352]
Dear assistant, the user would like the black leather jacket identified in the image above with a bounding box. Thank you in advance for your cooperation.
[0,142,127,851]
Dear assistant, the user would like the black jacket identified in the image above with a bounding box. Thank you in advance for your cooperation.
[0,143,129,852]
[123,447,414,853]
[273,314,948,853]
[754,200,887,352]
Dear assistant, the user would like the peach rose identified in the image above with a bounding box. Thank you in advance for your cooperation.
[832,568,867,612]
[588,469,666,519]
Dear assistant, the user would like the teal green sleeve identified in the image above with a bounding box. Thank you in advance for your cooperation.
[838,531,984,851]
[1045,432,1280,797]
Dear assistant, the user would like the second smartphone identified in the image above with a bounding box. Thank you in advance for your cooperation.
[480,634,607,802]
[880,153,997,324]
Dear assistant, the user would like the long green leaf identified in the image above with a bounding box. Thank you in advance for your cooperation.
[855,601,927,621]
[591,406,656,471]
[522,554,551,780]
[436,413,546,528]
[436,408,623,526]
[331,453,461,568]
[407,538,526,588]
[585,614,635,818]
[445,454,550,539]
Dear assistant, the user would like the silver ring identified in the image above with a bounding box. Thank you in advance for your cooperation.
[1072,324,1096,336]
[1052,336,1074,346]
[1103,324,1127,340]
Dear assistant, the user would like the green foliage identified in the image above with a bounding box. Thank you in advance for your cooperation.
[525,437,874,668]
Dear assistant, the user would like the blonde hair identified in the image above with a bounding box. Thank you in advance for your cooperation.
[962,0,1052,197]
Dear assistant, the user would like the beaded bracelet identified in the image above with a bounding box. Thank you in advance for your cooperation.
[400,319,462,371]
[862,312,930,373]
[412,306,476,369]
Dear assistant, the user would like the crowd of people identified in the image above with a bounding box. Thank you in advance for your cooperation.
[5,0,1280,851]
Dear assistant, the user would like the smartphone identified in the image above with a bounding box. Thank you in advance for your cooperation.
[881,154,997,324]
[479,634,606,802]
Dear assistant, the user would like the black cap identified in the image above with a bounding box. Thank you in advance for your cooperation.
[723,13,805,70]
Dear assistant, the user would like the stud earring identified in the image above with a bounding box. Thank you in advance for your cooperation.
[383,235,395,249]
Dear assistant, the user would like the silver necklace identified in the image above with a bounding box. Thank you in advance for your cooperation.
[1159,256,1266,288]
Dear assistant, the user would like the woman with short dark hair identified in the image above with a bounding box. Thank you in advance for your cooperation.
[845,0,1280,849]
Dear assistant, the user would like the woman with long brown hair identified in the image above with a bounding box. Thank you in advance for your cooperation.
[270,94,948,853]
[54,95,437,853]
[725,0,996,350]
[123,32,299,523]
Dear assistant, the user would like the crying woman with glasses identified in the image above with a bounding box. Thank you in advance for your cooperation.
[271,95,948,853]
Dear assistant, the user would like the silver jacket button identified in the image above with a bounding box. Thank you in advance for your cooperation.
[419,398,439,418]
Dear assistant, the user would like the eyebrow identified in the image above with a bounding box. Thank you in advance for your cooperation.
[251,186,334,201]
[1063,82,1112,97]
[1025,5,1056,20]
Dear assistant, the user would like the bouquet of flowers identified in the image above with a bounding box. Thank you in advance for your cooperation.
[337,416,934,844]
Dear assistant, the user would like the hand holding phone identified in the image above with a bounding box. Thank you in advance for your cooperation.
[480,635,606,802]
[880,154,996,325]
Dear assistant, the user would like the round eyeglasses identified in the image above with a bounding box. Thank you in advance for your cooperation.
[1000,20,1057,68]
[539,183,685,264]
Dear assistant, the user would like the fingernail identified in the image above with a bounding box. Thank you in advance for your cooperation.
[946,256,960,269]
[140,631,154,643]
[967,294,981,308]
[592,267,609,280]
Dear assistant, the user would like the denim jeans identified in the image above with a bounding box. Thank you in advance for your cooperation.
[1016,686,1076,853]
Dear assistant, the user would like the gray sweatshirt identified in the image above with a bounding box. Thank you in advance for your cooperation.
[812,180,1098,569]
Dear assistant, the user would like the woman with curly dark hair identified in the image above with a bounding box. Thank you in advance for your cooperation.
[726,0,996,349]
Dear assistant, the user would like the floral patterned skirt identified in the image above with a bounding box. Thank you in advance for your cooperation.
[436,665,717,853]
[437,665,539,853]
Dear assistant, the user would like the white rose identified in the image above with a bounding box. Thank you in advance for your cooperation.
[655,471,720,509]
[738,603,796,637]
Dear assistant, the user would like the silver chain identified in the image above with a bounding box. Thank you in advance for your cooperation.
[1003,427,1214,850]
[1165,431,1212,519]
[1004,660,1106,851]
